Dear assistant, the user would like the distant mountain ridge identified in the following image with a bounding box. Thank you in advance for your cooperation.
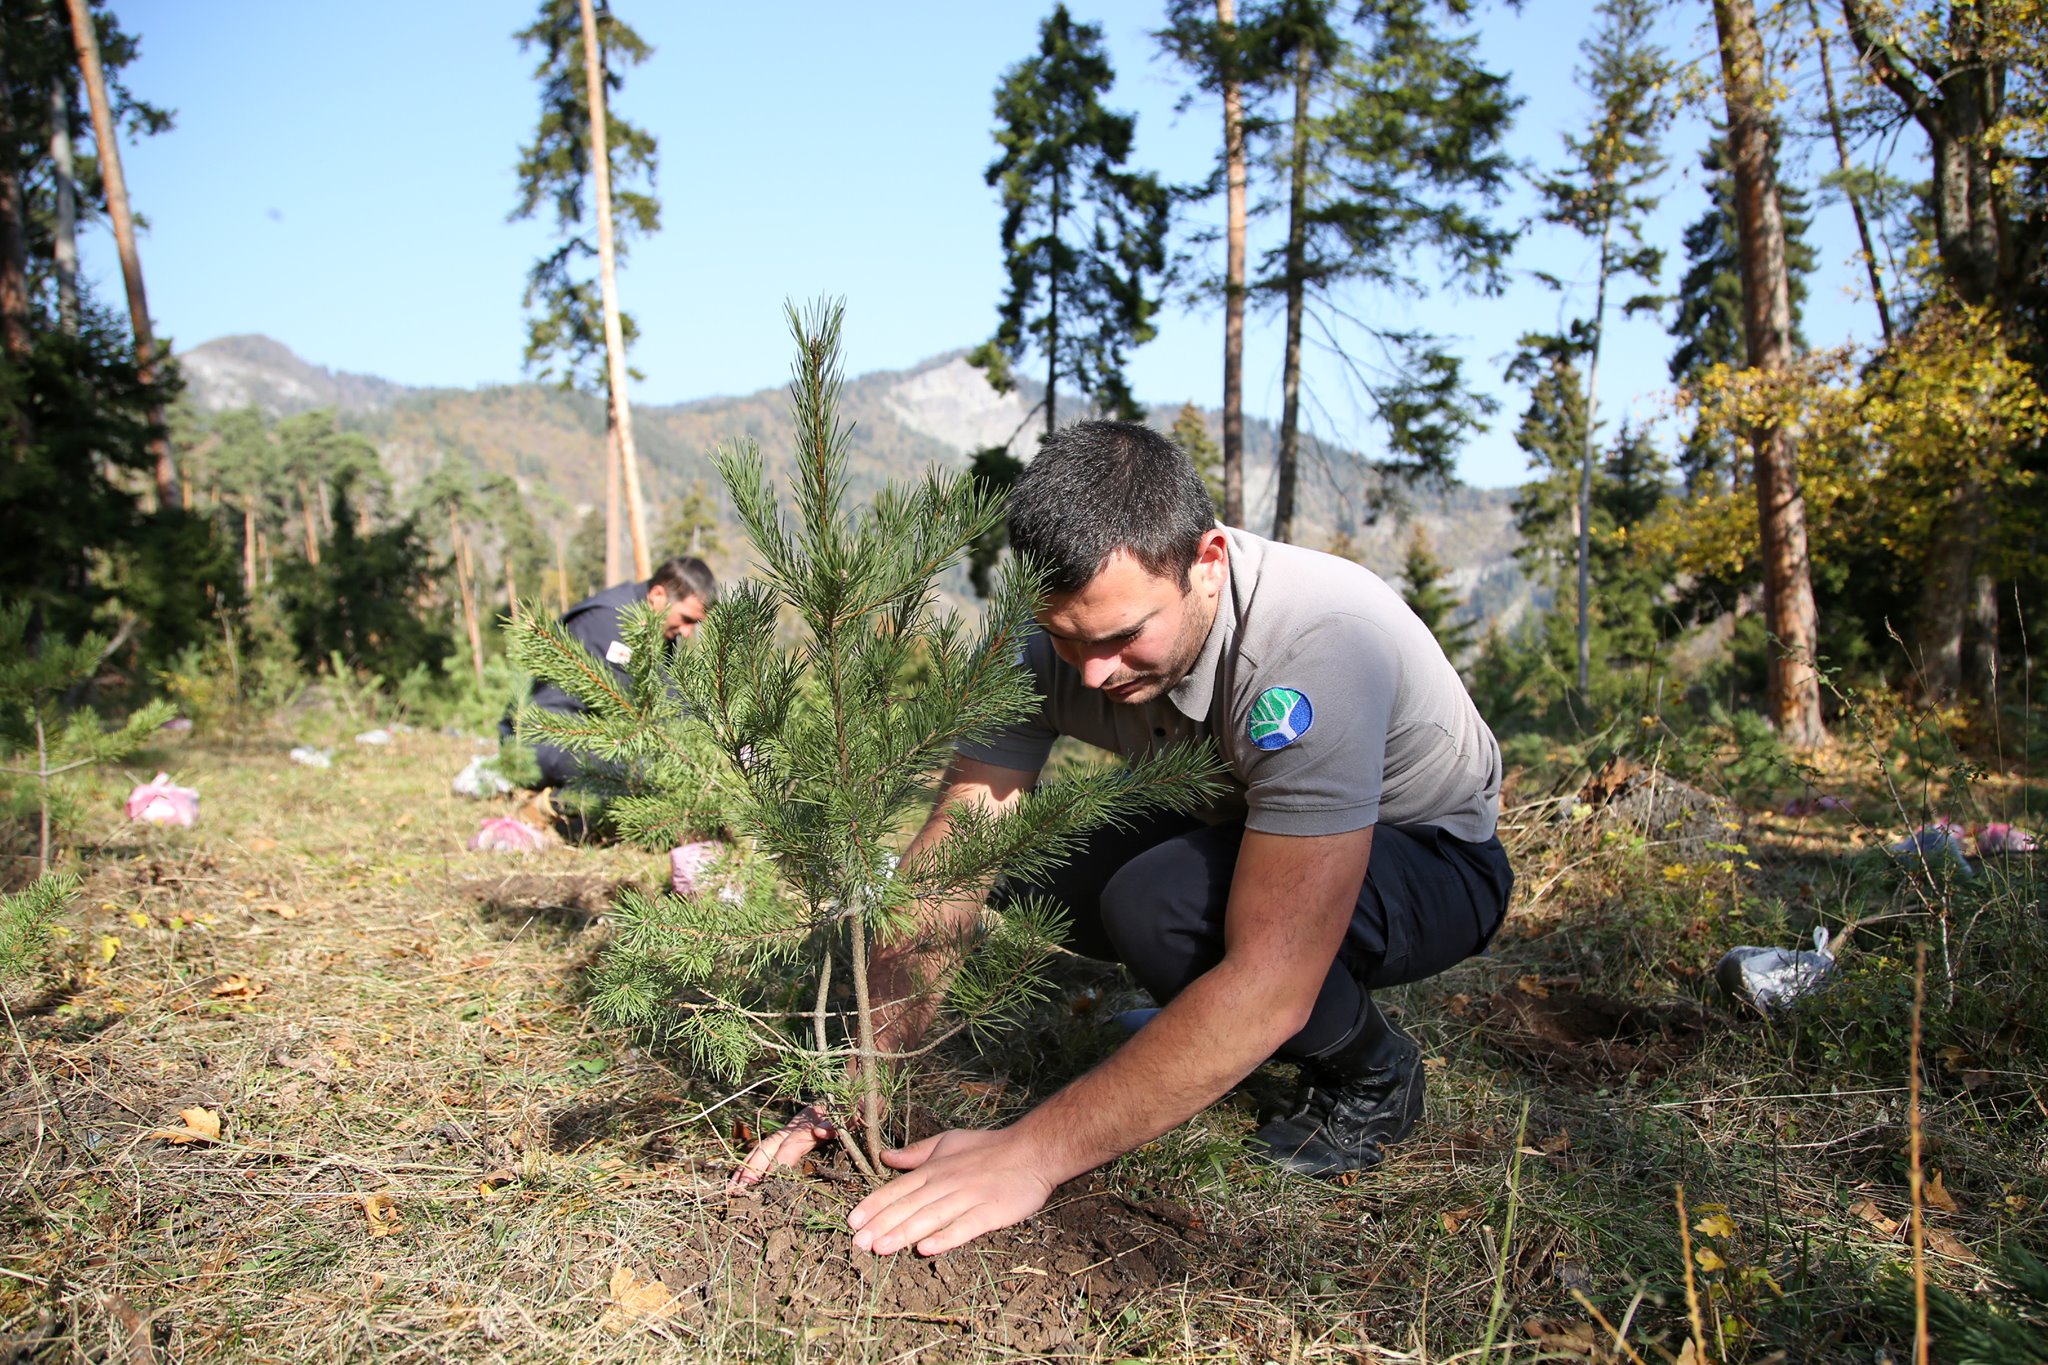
[175,335,1528,631]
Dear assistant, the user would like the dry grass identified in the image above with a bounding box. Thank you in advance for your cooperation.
[1,717,2040,1362]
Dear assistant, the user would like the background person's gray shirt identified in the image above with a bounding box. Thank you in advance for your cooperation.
[957,528,1503,842]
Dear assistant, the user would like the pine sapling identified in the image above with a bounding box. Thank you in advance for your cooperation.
[531,302,1221,1175]
[0,602,176,875]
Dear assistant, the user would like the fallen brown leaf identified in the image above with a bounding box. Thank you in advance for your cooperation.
[478,1169,518,1200]
[361,1193,403,1237]
[1925,1170,1960,1214]
[599,1265,680,1334]
[245,836,279,854]
[1441,1204,1483,1235]
[151,1106,221,1144]
[1523,1318,1596,1357]
[1515,975,1550,998]
[1850,1197,1901,1238]
[210,974,267,1001]
[1924,1228,1977,1262]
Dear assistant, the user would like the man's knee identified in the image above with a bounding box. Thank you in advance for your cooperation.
[1096,830,1233,980]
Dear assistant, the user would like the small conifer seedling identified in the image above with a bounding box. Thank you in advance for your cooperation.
[521,302,1220,1175]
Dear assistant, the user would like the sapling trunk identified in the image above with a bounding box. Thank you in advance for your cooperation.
[848,897,885,1174]
[34,711,50,877]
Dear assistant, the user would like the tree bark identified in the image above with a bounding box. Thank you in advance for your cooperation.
[0,159,27,360]
[1046,168,1061,435]
[554,527,570,612]
[1218,0,1247,528]
[450,506,484,688]
[66,0,178,508]
[1576,211,1611,697]
[578,0,650,579]
[50,79,80,334]
[604,397,625,584]
[242,504,257,598]
[1272,38,1312,545]
[504,552,519,627]
[298,481,322,566]
[1713,0,1827,746]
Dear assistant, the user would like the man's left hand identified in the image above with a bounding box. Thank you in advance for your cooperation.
[848,1128,1055,1256]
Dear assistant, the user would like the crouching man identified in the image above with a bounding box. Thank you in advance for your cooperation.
[511,556,716,788]
[736,421,1510,1256]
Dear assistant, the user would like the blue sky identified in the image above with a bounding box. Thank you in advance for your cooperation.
[96,1,1895,489]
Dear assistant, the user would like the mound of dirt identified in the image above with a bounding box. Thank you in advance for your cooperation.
[660,1174,1221,1358]
[1478,982,1719,1085]
[464,871,629,932]
[1570,758,1744,855]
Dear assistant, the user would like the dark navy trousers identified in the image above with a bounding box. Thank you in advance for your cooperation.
[1003,813,1512,1058]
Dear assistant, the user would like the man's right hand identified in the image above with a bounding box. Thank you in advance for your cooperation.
[729,1104,840,1188]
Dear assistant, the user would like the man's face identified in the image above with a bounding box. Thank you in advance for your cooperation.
[1038,531,1227,706]
[647,586,708,641]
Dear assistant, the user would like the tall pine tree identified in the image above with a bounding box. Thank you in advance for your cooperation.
[511,0,658,580]
[1249,0,1515,542]
[1532,0,1671,693]
[971,6,1171,432]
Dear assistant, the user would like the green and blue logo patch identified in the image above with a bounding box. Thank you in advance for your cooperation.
[1248,686,1313,750]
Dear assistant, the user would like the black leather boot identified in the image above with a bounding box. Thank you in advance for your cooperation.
[1251,999,1423,1177]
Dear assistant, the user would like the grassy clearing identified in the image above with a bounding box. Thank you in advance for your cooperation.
[1,712,2041,1362]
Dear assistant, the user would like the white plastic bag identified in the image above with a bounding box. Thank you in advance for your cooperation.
[451,754,513,798]
[288,745,332,769]
[1716,927,1835,1012]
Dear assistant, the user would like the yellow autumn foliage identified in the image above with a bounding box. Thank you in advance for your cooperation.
[1651,301,2047,585]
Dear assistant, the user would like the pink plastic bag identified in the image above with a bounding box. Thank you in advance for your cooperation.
[1980,822,2039,855]
[126,773,199,827]
[670,840,726,897]
[667,839,733,900]
[470,817,548,853]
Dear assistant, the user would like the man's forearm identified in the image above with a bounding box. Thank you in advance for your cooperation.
[1006,952,1306,1184]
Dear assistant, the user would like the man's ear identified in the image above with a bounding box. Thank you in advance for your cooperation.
[1190,528,1229,596]
[646,585,669,610]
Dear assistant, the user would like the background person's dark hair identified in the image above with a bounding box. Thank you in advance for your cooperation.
[651,555,718,605]
[1008,421,1216,595]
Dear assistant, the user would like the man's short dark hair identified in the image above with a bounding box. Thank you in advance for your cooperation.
[1007,420,1217,595]
[651,556,717,605]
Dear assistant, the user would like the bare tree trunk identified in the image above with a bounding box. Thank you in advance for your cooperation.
[450,506,484,688]
[1046,175,1061,436]
[0,159,27,360]
[298,481,322,566]
[578,0,650,580]
[1218,0,1247,528]
[604,397,625,584]
[1576,212,1613,697]
[242,504,257,597]
[66,0,177,509]
[1805,0,1891,341]
[504,553,519,627]
[1272,38,1312,545]
[554,527,570,613]
[50,79,80,334]
[1714,0,1827,746]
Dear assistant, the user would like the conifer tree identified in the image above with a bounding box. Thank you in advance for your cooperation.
[1398,526,1472,662]
[513,303,1220,1174]
[971,6,1171,432]
[511,0,658,578]
[1710,0,1826,746]
[1158,0,1256,525]
[1532,0,1671,693]
[1169,400,1226,514]
[0,600,173,875]
[1247,0,1515,542]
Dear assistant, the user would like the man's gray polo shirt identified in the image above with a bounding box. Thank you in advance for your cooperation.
[956,527,1502,842]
